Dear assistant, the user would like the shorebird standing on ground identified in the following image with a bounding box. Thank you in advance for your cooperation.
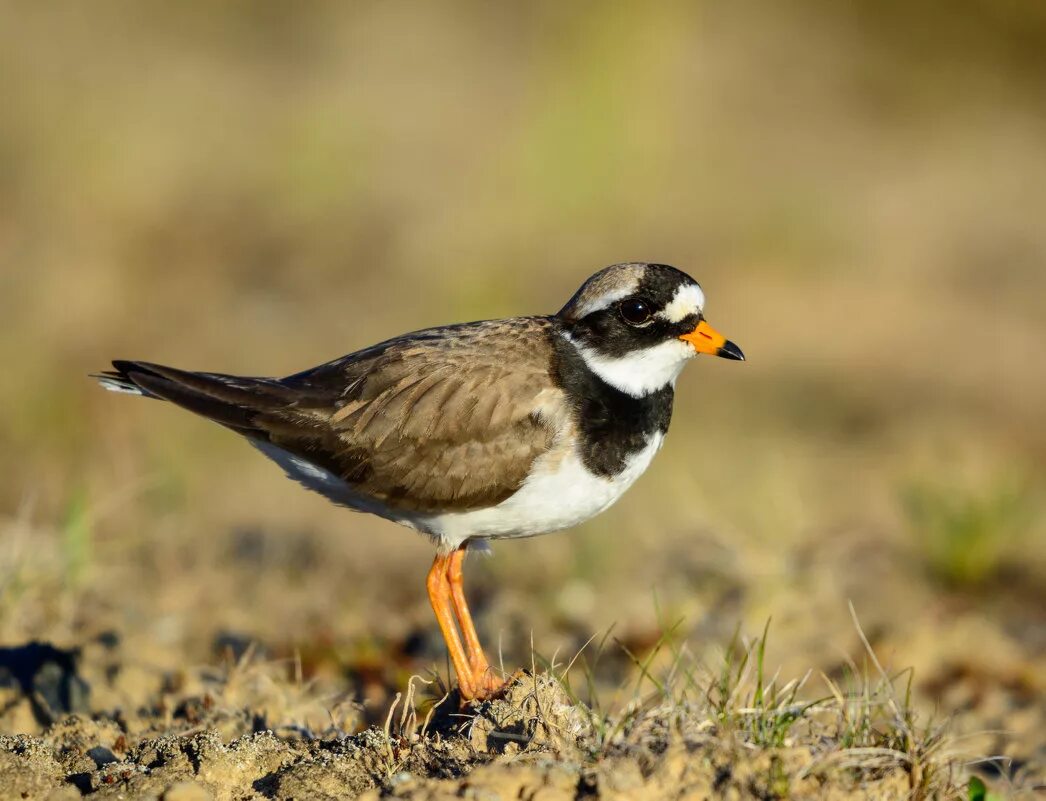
[96,262,744,700]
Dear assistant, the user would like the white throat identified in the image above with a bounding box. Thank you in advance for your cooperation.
[564,334,693,398]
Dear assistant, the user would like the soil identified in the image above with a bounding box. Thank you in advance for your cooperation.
[0,674,930,801]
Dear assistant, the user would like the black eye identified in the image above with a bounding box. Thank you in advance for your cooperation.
[618,298,653,326]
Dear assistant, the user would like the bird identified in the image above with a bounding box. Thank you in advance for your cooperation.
[94,262,743,701]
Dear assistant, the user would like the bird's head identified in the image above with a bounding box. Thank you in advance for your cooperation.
[557,262,744,397]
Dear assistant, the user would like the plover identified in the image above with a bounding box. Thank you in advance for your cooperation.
[95,262,743,700]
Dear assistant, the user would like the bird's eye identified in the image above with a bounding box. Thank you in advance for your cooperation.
[618,298,653,326]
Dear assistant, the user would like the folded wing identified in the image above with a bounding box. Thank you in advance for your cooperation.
[98,318,559,514]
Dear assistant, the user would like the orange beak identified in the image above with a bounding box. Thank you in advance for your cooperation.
[679,320,745,360]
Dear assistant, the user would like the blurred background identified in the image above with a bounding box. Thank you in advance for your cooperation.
[1,0,1043,778]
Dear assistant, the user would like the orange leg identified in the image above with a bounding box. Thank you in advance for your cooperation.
[446,546,504,697]
[426,553,476,700]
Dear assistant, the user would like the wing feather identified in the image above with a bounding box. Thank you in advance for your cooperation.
[105,318,562,515]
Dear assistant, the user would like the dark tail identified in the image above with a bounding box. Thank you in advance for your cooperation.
[92,360,304,436]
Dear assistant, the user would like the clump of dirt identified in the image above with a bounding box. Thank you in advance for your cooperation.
[0,671,960,800]
[459,671,590,755]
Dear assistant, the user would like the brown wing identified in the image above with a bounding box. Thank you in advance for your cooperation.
[102,317,560,514]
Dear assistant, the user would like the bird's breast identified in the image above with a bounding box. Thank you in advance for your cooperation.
[420,429,666,548]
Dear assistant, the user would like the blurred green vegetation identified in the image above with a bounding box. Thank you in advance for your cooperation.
[903,475,1034,589]
[60,487,93,586]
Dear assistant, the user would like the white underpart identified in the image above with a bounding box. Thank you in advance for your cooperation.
[422,432,665,549]
[567,334,695,398]
[250,440,417,522]
[251,431,666,552]
[659,283,705,323]
[249,369,668,551]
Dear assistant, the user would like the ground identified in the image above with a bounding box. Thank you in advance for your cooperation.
[0,663,969,800]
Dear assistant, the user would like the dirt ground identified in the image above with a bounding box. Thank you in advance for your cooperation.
[0,669,970,801]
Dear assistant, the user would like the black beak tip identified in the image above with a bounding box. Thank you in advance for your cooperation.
[717,340,745,361]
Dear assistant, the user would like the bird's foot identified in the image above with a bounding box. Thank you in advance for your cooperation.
[473,667,506,699]
[457,666,508,705]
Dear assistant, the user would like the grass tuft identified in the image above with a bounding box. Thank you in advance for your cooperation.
[533,611,967,799]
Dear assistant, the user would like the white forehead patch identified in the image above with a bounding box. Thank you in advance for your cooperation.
[659,283,705,323]
[573,284,634,318]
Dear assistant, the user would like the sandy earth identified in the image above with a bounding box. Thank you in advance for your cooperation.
[0,673,945,801]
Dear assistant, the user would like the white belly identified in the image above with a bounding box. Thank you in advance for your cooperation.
[420,432,665,549]
[251,432,665,552]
